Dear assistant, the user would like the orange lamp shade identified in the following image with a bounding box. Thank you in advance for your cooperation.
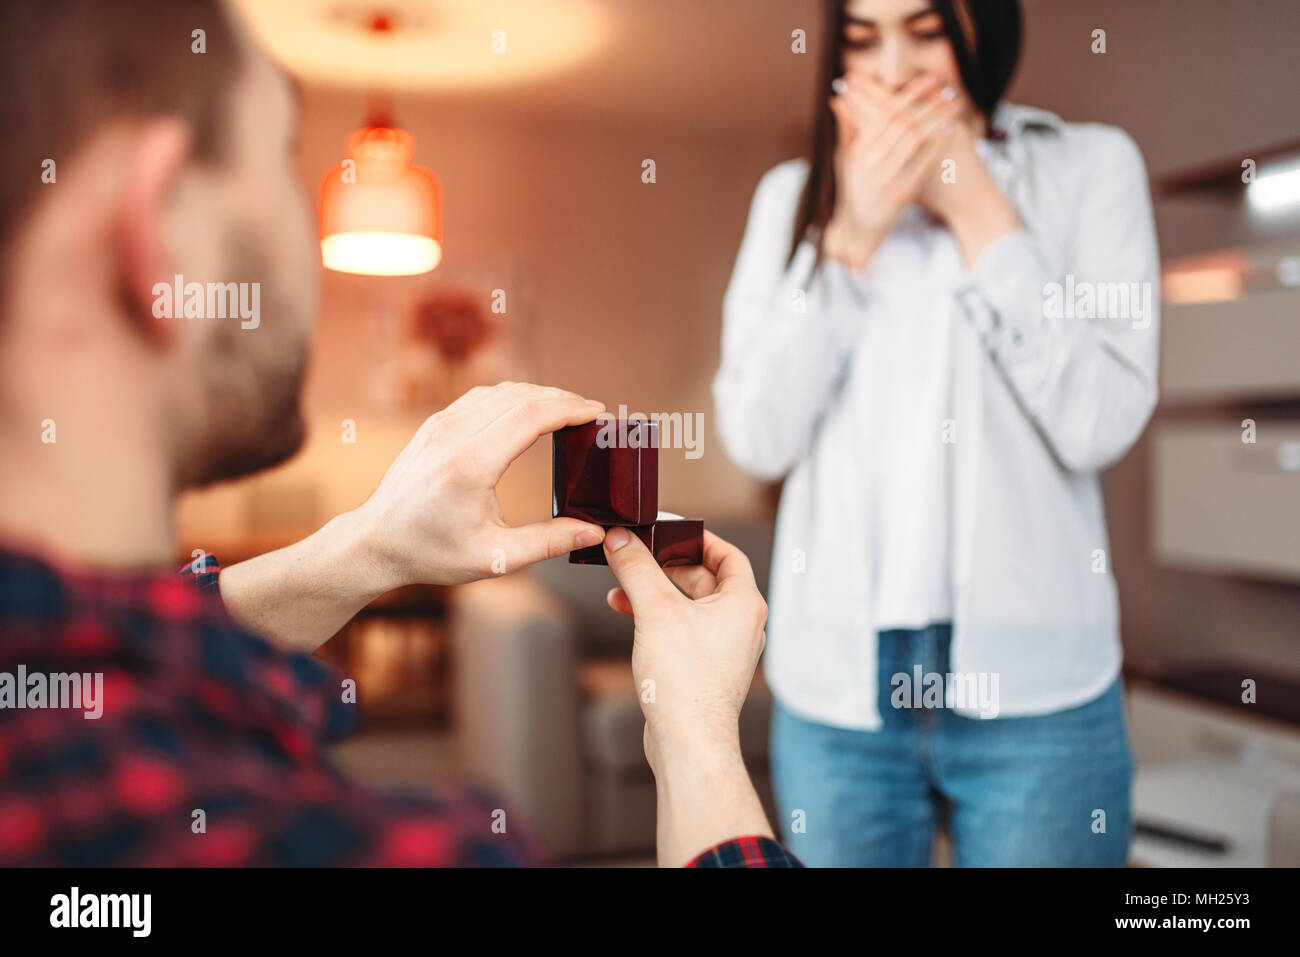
[319,126,443,276]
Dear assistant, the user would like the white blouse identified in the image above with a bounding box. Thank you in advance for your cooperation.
[861,202,960,630]
[714,102,1161,730]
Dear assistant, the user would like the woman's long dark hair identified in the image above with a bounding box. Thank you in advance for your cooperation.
[788,0,1023,265]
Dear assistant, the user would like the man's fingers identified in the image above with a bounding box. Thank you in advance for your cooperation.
[698,530,759,595]
[437,381,525,430]
[605,587,634,618]
[495,517,604,573]
[450,381,596,431]
[440,382,495,415]
[475,395,605,483]
[613,560,720,603]
[426,382,599,448]
[474,382,591,428]
[666,563,718,599]
[603,527,680,616]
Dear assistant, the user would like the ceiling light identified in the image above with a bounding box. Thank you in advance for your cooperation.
[319,123,443,276]
[1248,157,1300,213]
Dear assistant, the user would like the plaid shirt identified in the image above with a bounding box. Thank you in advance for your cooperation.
[687,835,801,868]
[0,542,801,868]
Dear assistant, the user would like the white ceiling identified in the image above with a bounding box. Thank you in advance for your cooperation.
[243,0,1300,172]
[238,0,823,136]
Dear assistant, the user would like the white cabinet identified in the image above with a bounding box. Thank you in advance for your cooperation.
[1152,422,1300,581]
[1161,287,1300,403]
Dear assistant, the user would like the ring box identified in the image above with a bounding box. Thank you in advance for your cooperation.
[553,418,703,566]
[552,419,658,525]
[568,513,704,567]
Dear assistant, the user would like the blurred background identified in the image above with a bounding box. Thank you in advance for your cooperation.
[174,0,1300,865]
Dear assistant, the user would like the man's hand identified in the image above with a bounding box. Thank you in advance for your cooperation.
[602,527,777,866]
[218,382,608,650]
[352,382,607,588]
[604,529,767,757]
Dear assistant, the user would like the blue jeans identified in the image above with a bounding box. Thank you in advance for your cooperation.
[769,623,1134,866]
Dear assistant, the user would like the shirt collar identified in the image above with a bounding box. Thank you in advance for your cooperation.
[988,101,1066,141]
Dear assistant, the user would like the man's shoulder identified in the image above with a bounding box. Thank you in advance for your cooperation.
[0,545,533,867]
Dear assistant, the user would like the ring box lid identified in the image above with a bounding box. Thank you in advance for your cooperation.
[553,419,659,525]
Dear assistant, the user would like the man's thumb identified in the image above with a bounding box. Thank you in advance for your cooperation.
[604,527,676,614]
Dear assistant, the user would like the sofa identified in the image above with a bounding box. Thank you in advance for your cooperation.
[452,517,778,860]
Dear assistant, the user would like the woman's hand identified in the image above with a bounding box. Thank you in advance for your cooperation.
[823,72,960,271]
[914,111,1022,265]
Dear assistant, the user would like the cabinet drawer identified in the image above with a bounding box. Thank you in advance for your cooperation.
[1152,422,1300,580]
[1161,288,1300,403]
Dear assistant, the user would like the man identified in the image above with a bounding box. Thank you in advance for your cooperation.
[0,0,798,868]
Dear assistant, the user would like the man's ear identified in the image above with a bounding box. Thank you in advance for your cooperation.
[114,118,193,344]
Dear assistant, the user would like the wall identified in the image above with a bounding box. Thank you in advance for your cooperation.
[178,94,805,552]
[180,0,1300,681]
[1009,0,1300,675]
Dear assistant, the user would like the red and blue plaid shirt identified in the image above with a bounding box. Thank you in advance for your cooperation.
[0,542,800,868]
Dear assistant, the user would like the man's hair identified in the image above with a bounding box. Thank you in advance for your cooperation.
[0,0,243,295]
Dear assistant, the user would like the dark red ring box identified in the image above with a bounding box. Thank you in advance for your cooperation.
[568,516,705,567]
[552,418,703,566]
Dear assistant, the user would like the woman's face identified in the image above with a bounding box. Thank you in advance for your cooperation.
[840,0,973,119]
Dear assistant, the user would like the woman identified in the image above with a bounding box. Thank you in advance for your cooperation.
[713,0,1159,866]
